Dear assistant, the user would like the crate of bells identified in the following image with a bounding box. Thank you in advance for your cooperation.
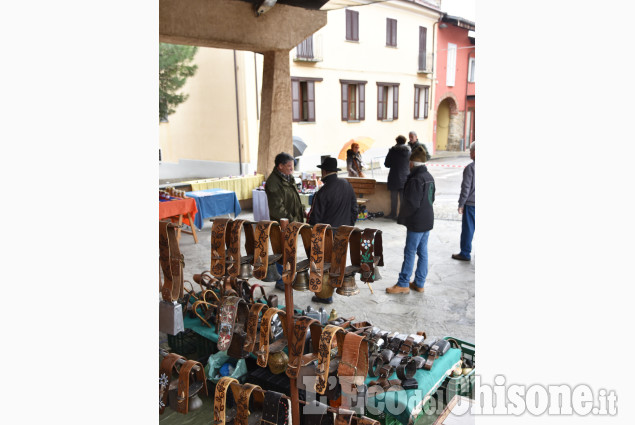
[159,218,456,424]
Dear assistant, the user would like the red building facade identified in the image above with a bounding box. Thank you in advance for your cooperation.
[433,14,475,152]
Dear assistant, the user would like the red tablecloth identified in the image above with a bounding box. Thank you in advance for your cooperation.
[159,198,198,226]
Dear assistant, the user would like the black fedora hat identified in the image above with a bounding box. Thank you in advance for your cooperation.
[316,157,341,172]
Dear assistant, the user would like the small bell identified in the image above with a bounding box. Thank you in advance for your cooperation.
[328,309,338,321]
[239,262,253,279]
[261,263,282,282]
[292,269,310,292]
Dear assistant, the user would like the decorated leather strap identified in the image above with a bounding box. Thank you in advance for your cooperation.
[359,229,382,283]
[214,376,239,425]
[159,353,184,414]
[226,219,256,277]
[217,296,249,352]
[309,224,333,292]
[329,226,357,288]
[211,218,233,277]
[338,332,369,408]
[253,220,279,280]
[261,390,289,425]
[314,325,345,395]
[281,222,311,286]
[176,360,207,414]
[334,409,355,425]
[159,221,184,302]
[235,383,262,425]
[285,316,322,379]
[256,308,288,367]
[245,302,268,352]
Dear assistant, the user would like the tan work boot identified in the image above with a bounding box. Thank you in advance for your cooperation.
[386,284,410,294]
[409,282,425,293]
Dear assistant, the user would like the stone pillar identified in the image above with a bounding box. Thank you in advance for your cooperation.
[257,50,293,178]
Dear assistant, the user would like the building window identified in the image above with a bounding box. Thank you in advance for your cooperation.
[468,57,475,82]
[418,26,428,71]
[296,35,314,60]
[414,85,429,119]
[377,82,399,120]
[340,79,366,121]
[292,77,323,122]
[386,18,397,47]
[346,9,359,41]
[446,43,457,86]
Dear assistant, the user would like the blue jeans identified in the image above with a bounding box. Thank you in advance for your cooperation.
[460,205,475,259]
[397,230,430,287]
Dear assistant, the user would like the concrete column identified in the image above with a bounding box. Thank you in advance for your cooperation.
[257,50,293,177]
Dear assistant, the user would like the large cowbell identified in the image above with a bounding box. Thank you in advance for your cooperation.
[159,300,185,335]
[336,273,360,296]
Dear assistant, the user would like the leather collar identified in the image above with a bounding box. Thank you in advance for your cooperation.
[309,224,333,293]
[210,218,233,277]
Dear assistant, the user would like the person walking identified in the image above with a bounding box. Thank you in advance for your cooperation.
[408,131,431,162]
[265,152,305,290]
[307,156,358,304]
[384,135,411,220]
[452,142,475,261]
[346,143,365,177]
[386,146,435,294]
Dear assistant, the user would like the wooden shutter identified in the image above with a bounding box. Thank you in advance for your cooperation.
[352,11,359,41]
[346,10,352,40]
[386,19,390,46]
[307,81,315,122]
[341,83,348,121]
[291,80,300,122]
[377,85,384,120]
[447,43,457,86]
[392,19,397,46]
[414,86,420,118]
[387,19,397,46]
[393,85,399,120]
[419,27,427,71]
[359,83,365,121]
[424,87,429,119]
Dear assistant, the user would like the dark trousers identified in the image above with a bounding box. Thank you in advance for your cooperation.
[389,189,404,217]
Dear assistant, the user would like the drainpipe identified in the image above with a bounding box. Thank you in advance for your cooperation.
[234,50,243,175]
[464,50,474,151]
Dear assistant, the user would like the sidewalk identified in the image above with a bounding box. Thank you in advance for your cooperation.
[175,206,475,343]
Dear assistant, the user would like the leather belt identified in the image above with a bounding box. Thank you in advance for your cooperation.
[159,353,184,414]
[256,308,288,367]
[176,359,207,414]
[314,325,345,395]
[309,223,333,292]
[245,302,268,353]
[235,382,262,425]
[217,296,249,352]
[285,316,322,379]
[281,222,311,286]
[367,353,385,377]
[210,218,233,277]
[396,357,417,381]
[329,226,357,288]
[368,364,395,391]
[213,376,239,425]
[261,390,289,425]
[359,229,383,283]
[159,221,184,302]
[253,220,283,280]
[226,219,255,277]
[338,332,369,409]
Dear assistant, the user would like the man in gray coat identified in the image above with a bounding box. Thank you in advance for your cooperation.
[384,135,411,219]
[452,142,475,261]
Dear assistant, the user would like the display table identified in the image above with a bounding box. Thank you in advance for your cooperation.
[159,197,198,243]
[433,395,475,425]
[188,174,264,200]
[186,188,241,230]
[252,189,270,221]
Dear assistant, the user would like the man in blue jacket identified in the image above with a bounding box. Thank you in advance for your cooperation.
[452,142,475,261]
[386,146,435,294]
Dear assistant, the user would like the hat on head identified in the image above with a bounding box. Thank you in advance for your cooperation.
[410,146,428,163]
[317,157,341,172]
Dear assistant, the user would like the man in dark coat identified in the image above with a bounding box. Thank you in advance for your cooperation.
[408,131,431,162]
[265,152,304,290]
[386,146,435,294]
[384,135,411,219]
[307,156,358,304]
[452,142,475,261]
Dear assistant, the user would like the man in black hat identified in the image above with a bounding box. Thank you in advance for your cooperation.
[307,156,358,304]
[307,156,358,227]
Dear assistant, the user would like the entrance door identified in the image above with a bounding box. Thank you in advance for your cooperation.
[436,100,450,151]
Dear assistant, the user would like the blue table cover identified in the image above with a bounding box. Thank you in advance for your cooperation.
[186,188,241,230]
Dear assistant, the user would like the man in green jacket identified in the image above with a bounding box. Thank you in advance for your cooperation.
[265,152,304,290]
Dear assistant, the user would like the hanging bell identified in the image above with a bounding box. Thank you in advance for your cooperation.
[239,261,253,279]
[328,308,338,321]
[336,273,360,296]
[292,269,310,292]
[261,261,282,282]
[268,351,289,375]
[372,267,382,281]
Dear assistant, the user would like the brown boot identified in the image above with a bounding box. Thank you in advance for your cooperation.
[386,284,410,294]
[409,282,425,293]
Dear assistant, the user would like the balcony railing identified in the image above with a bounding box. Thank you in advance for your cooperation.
[418,53,434,74]
[294,35,323,62]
